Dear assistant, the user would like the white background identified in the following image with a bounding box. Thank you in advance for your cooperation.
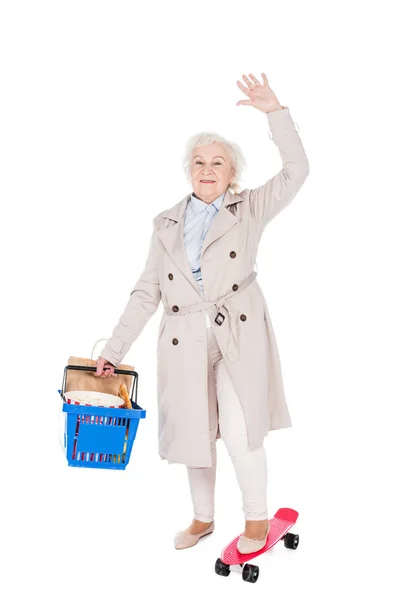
[1,1,399,598]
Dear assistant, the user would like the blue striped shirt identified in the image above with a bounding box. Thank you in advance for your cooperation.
[183,191,225,295]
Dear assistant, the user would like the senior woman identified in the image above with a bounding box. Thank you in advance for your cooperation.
[95,72,309,552]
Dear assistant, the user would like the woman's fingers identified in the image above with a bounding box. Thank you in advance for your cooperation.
[236,79,251,96]
[236,72,264,98]
[248,73,262,87]
[236,99,253,106]
[261,72,269,86]
[95,358,117,377]
[101,370,115,378]
[242,74,255,89]
[237,72,269,93]
[95,358,105,376]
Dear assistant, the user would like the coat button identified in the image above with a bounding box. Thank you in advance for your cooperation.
[230,250,236,258]
[172,338,179,345]
[232,284,238,291]
[240,314,247,321]
[168,273,173,280]
[172,305,179,312]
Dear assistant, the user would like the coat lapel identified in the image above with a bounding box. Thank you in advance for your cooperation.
[157,189,244,295]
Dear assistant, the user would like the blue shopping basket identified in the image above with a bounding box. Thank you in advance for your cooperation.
[58,365,146,470]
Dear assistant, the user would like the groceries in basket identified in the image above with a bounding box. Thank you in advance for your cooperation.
[64,384,132,409]
[57,338,146,470]
[118,383,132,409]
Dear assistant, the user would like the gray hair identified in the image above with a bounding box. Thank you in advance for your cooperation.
[182,131,246,195]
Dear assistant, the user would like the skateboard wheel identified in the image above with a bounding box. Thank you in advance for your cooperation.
[242,563,259,583]
[283,532,300,549]
[215,558,230,577]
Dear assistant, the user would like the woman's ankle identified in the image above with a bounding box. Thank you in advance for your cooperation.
[193,518,213,526]
[244,518,269,537]
[188,518,213,533]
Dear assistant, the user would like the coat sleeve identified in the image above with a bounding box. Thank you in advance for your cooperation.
[98,218,161,367]
[247,106,310,232]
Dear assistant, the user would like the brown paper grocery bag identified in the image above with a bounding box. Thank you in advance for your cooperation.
[65,355,136,406]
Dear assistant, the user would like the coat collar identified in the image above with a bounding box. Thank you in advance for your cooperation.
[157,189,244,297]
[159,188,242,223]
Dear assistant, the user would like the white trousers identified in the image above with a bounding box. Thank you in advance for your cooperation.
[186,312,268,522]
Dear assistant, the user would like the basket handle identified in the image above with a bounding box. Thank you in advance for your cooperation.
[61,365,139,408]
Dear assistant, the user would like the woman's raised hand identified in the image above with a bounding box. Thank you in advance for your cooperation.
[94,357,117,378]
[236,72,282,114]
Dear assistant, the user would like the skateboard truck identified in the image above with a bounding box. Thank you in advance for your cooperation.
[215,560,260,582]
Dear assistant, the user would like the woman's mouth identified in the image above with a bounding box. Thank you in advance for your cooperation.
[200,180,215,184]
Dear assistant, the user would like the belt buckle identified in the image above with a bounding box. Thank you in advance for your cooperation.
[215,312,225,326]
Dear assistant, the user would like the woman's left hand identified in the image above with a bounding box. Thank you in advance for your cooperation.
[236,72,282,114]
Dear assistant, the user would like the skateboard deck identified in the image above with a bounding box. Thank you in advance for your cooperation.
[221,507,299,565]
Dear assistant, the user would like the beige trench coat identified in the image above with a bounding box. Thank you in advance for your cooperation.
[99,106,309,467]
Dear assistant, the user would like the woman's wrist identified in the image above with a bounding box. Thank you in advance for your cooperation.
[266,104,284,113]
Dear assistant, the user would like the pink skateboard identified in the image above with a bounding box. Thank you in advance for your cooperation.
[215,508,299,583]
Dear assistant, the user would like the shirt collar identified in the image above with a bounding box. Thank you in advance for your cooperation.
[189,191,225,215]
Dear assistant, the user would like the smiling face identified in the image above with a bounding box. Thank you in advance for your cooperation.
[190,142,236,203]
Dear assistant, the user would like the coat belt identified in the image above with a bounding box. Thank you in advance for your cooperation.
[163,270,258,363]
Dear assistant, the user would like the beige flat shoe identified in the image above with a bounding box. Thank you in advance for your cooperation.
[237,519,271,554]
[174,521,215,550]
